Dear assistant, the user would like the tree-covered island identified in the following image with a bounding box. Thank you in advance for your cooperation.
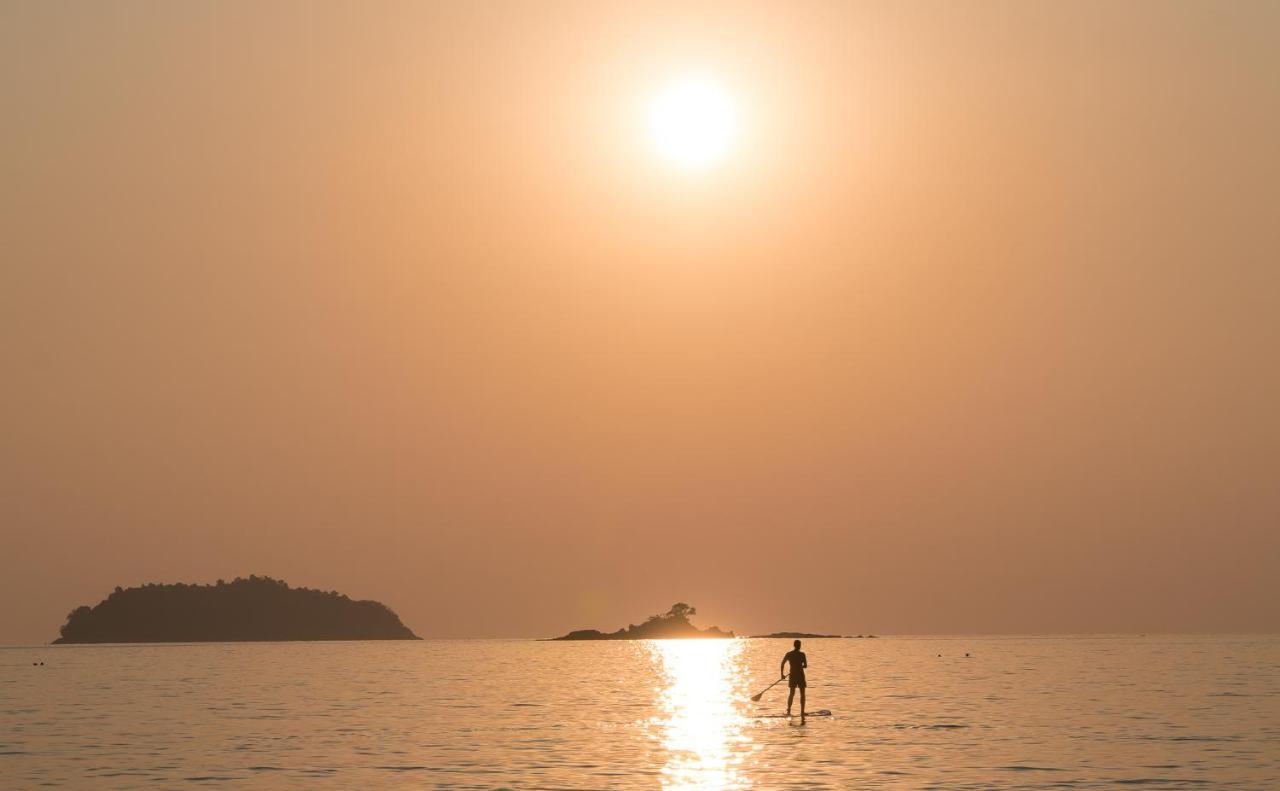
[54,576,419,643]
[548,602,733,640]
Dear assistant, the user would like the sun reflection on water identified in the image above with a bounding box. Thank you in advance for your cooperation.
[647,639,752,790]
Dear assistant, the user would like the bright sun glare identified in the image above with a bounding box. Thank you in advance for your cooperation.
[648,639,746,789]
[649,76,737,168]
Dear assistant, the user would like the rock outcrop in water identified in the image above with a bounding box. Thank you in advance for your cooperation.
[53,576,419,643]
[749,631,847,639]
[549,602,733,640]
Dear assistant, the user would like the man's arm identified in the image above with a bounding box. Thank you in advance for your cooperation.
[802,653,807,669]
[780,655,787,679]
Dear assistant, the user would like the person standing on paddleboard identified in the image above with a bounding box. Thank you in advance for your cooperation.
[780,640,807,719]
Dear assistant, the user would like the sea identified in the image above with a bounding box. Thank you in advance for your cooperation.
[2,635,1277,789]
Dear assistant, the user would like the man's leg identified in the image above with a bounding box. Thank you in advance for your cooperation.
[799,685,806,719]
[786,686,794,715]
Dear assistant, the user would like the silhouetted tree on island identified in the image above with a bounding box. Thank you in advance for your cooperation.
[664,602,695,621]
[550,602,732,640]
[54,576,419,643]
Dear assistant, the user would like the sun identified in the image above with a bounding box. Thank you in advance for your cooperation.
[648,75,737,168]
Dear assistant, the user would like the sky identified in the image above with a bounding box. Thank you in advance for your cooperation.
[2,1,1278,644]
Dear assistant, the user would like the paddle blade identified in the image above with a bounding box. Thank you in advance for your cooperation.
[750,692,764,702]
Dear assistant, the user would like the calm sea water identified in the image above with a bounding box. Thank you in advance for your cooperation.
[2,635,1277,789]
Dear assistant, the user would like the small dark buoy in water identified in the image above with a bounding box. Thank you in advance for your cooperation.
[965,653,970,657]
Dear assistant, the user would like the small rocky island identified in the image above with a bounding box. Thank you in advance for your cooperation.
[54,576,419,643]
[750,631,845,639]
[549,603,733,640]
[749,632,879,639]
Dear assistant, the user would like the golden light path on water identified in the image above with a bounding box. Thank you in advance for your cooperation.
[646,639,753,790]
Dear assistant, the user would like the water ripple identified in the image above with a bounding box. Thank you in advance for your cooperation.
[0,635,1276,789]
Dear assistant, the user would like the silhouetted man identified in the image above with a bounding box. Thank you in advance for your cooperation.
[780,639,807,719]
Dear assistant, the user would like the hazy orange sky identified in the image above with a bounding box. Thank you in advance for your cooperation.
[3,1,1278,644]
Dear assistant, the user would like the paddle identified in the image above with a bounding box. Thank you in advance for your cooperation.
[750,674,787,702]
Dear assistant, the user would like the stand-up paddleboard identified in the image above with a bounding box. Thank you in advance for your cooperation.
[752,709,832,719]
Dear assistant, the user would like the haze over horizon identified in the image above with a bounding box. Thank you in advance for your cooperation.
[3,1,1278,645]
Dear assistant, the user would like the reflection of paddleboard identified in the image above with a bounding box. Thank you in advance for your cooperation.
[753,709,832,719]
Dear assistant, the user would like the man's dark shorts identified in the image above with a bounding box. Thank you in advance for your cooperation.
[789,673,806,689]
